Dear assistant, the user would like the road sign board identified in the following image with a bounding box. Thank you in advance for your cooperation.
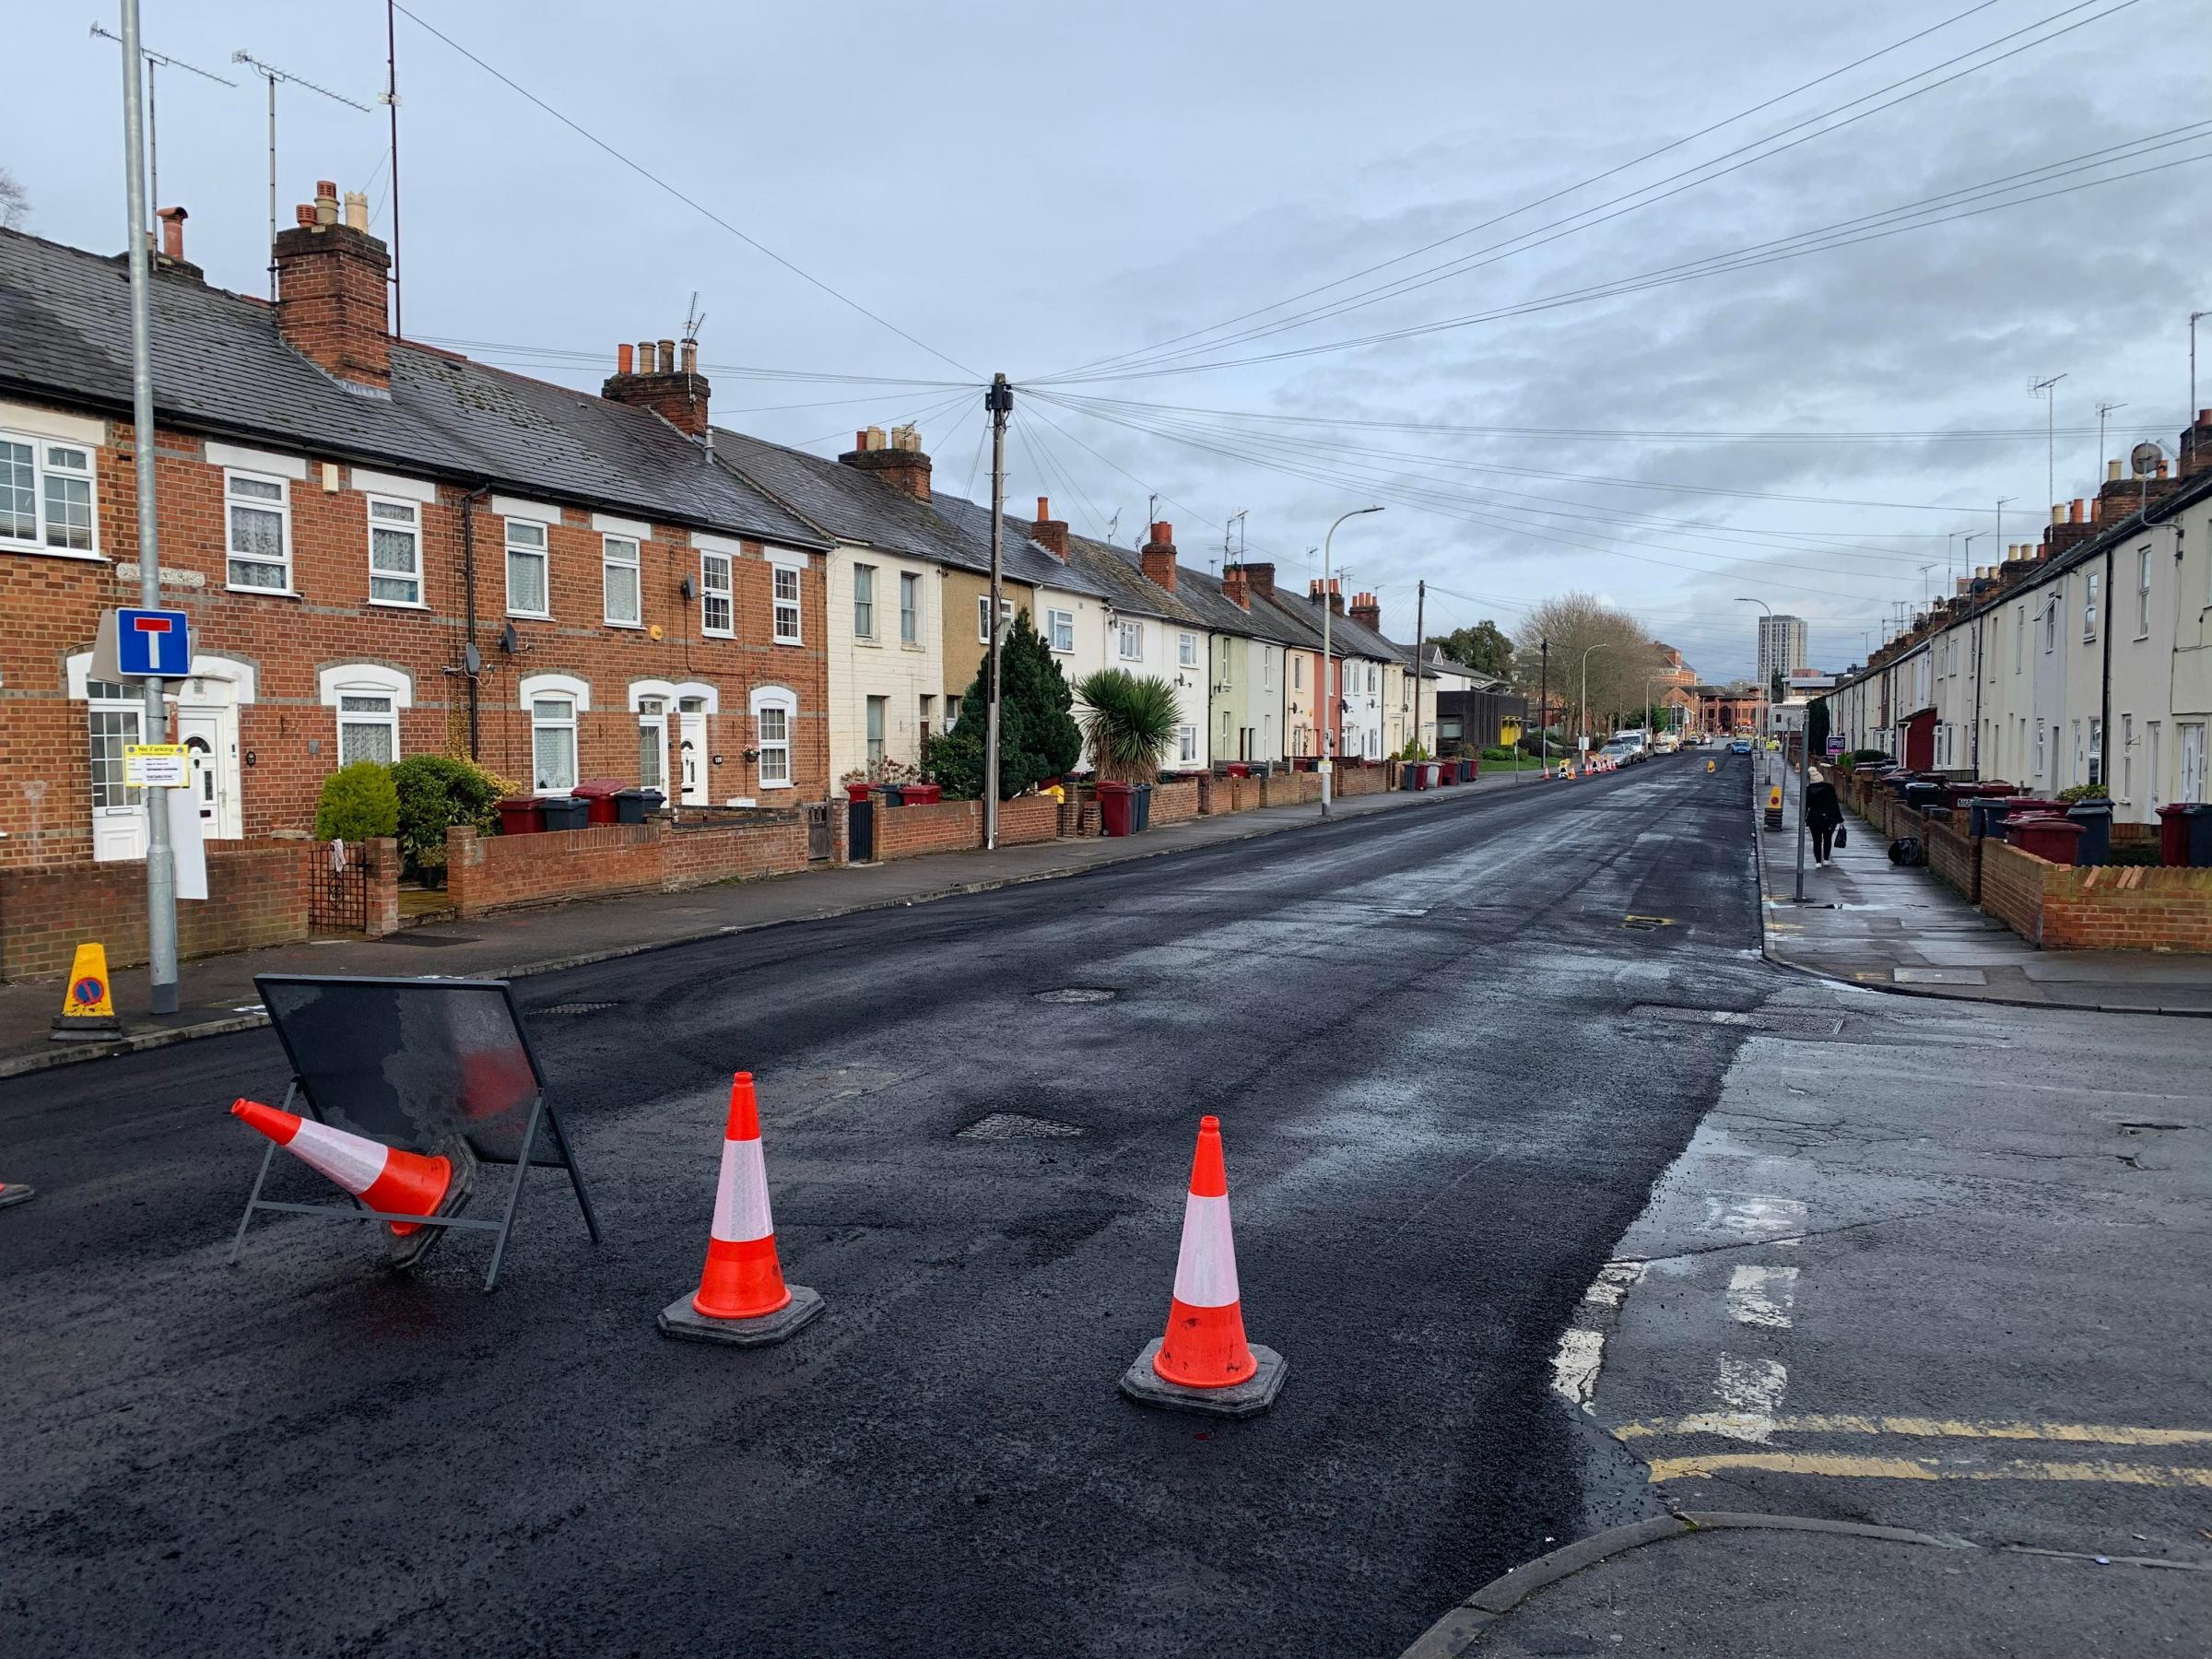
[115,607,193,677]
[1826,736,1846,756]
[125,744,188,788]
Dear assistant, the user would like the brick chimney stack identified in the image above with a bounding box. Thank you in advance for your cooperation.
[1242,561,1277,600]
[1221,565,1251,610]
[2183,409,2212,479]
[601,332,713,438]
[1349,591,1381,631]
[274,179,391,391]
[1139,521,1178,592]
[839,423,933,502]
[1029,496,1068,559]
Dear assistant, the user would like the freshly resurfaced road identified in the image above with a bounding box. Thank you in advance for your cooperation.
[2,755,1772,1657]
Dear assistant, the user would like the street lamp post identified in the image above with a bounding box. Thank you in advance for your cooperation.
[1579,641,1609,763]
[1737,595,1806,901]
[1319,506,1383,818]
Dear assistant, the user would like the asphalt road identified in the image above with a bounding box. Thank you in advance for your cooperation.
[2,754,1774,1658]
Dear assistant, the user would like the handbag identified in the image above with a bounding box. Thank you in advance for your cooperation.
[1835,824,1848,849]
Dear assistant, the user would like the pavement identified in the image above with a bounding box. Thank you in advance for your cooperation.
[0,760,1549,1079]
[2,752,1764,1657]
[1750,754,2212,1014]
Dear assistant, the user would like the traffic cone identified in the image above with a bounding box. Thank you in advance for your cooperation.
[1119,1114,1288,1418]
[229,1098,475,1268]
[659,1073,823,1347]
[0,1181,32,1210]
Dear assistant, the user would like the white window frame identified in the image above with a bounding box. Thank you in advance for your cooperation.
[0,429,100,557]
[897,571,921,645]
[700,548,734,638]
[865,694,888,764]
[750,685,797,790]
[2082,571,2098,642]
[2121,712,2135,803]
[853,563,877,640]
[318,663,413,768]
[1117,618,1144,661]
[774,564,803,644]
[978,594,1013,643]
[519,675,590,795]
[2136,546,2152,638]
[1047,607,1075,653]
[224,468,293,594]
[602,533,643,628]
[2088,715,2103,786]
[1178,631,1198,668]
[2035,718,2047,777]
[2043,597,2058,653]
[2014,606,2024,674]
[1178,724,1197,764]
[505,517,551,618]
[365,495,424,607]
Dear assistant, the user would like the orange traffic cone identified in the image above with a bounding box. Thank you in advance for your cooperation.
[658,1074,823,1347]
[1119,1115,1287,1418]
[229,1098,474,1267]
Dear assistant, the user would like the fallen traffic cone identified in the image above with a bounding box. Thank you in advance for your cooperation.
[659,1073,823,1347]
[229,1098,475,1268]
[1119,1114,1287,1418]
[0,1181,33,1210]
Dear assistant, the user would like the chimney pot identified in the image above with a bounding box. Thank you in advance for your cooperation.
[2051,504,2066,526]
[274,177,392,389]
[1036,497,1051,522]
[837,422,933,500]
[342,190,369,232]
[618,343,634,374]
[294,204,316,228]
[2071,498,2086,524]
[656,338,676,374]
[156,205,187,261]
[680,340,698,375]
[866,425,887,452]
[313,182,339,227]
[638,339,654,368]
[2107,458,2122,482]
[2156,460,2169,478]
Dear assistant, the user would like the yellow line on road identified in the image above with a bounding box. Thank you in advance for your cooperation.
[1616,1415,2212,1448]
[1646,1452,2212,1488]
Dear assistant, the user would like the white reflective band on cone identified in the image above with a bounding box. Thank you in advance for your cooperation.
[709,1136,776,1243]
[1171,1192,1241,1308]
[286,1117,391,1196]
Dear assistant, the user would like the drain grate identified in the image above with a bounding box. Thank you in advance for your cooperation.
[959,1112,1086,1140]
[1034,987,1117,1005]
[537,1001,619,1017]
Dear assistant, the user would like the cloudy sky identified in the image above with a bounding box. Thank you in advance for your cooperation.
[8,0,2207,680]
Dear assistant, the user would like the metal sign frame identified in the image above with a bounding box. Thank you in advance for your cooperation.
[227,974,600,1290]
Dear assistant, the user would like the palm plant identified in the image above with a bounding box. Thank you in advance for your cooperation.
[1073,668,1181,784]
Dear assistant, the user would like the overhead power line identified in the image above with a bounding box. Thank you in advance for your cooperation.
[389,3,982,382]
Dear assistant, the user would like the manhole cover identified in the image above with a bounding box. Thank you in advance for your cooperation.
[959,1112,1086,1140]
[1034,988,1117,1005]
[538,1002,619,1017]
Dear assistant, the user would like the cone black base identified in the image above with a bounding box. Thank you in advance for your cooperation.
[1118,1338,1288,1419]
[382,1139,479,1271]
[49,1017,123,1042]
[0,1183,34,1209]
[658,1283,824,1347]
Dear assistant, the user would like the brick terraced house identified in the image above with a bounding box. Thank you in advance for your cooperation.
[0,183,834,870]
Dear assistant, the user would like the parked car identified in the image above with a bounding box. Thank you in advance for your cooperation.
[1598,742,1637,768]
[1729,739,1753,754]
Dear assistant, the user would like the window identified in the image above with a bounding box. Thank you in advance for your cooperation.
[750,687,796,788]
[225,471,290,591]
[700,551,733,636]
[1293,656,1303,689]
[865,696,887,764]
[773,564,802,643]
[2014,606,2024,673]
[532,697,579,792]
[2088,717,2102,786]
[1178,632,1197,668]
[2121,713,2134,802]
[977,594,1013,643]
[1047,608,1075,653]
[367,499,422,606]
[0,434,96,552]
[1178,724,1197,764]
[86,678,142,810]
[1262,651,1273,691]
[2043,597,2058,653]
[505,519,549,616]
[2137,547,2152,637]
[321,665,411,768]
[636,696,668,791]
[2034,719,2046,777]
[918,693,935,743]
[603,535,641,626]
[900,571,920,644]
[1118,618,1144,661]
[2082,571,2098,641]
[853,564,877,639]
[946,694,962,725]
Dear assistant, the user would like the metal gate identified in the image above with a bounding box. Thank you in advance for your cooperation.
[806,801,835,862]
[310,841,369,934]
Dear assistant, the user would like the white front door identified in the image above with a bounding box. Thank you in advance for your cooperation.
[2183,723,2207,804]
[88,696,147,863]
[678,709,709,806]
[175,704,241,841]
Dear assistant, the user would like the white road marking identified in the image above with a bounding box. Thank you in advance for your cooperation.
[1704,1194,1809,1242]
[1552,1327,1606,1412]
[1726,1264,1799,1329]
[1582,1261,1647,1310]
[1709,1354,1788,1441]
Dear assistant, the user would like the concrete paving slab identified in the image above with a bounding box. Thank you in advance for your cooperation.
[1892,967,1989,985]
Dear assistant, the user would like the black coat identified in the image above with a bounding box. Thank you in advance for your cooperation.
[1804,779,1843,830]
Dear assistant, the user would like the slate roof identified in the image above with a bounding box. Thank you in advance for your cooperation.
[1014,526,1211,628]
[924,492,1112,598]
[0,227,825,547]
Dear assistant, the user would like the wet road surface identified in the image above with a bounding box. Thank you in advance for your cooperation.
[3,756,1775,1656]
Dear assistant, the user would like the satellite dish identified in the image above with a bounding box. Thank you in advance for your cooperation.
[2131,440,2164,477]
[499,621,520,655]
[463,641,483,676]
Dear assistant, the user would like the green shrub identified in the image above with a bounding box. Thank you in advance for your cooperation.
[928,611,1083,799]
[1844,748,1891,765]
[313,761,399,841]
[1480,746,1518,763]
[2057,782,2109,803]
[1396,740,1432,762]
[1074,668,1181,783]
[2109,843,2161,866]
[391,754,507,869]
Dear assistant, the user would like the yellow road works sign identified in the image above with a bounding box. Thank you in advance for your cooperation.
[1500,718,1523,744]
[1706,759,1716,773]
[53,941,123,1040]
[1768,784,1783,811]
[124,743,188,788]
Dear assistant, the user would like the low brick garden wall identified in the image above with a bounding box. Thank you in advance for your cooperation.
[873,794,1060,861]
[1981,838,2212,950]
[0,841,314,982]
[1152,779,1201,825]
[448,822,665,917]
[1924,814,1981,902]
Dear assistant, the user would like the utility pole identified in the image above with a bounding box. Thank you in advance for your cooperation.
[1579,641,1609,760]
[983,374,1011,848]
[121,0,178,1015]
[1412,579,1425,761]
[1317,507,1382,818]
[1537,639,1548,778]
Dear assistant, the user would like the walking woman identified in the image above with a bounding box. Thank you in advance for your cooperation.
[1805,769,1844,865]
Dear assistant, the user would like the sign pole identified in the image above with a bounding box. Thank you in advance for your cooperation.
[121,0,180,1015]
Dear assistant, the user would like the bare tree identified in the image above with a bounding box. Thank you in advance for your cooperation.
[1510,591,1668,744]
[0,168,26,229]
